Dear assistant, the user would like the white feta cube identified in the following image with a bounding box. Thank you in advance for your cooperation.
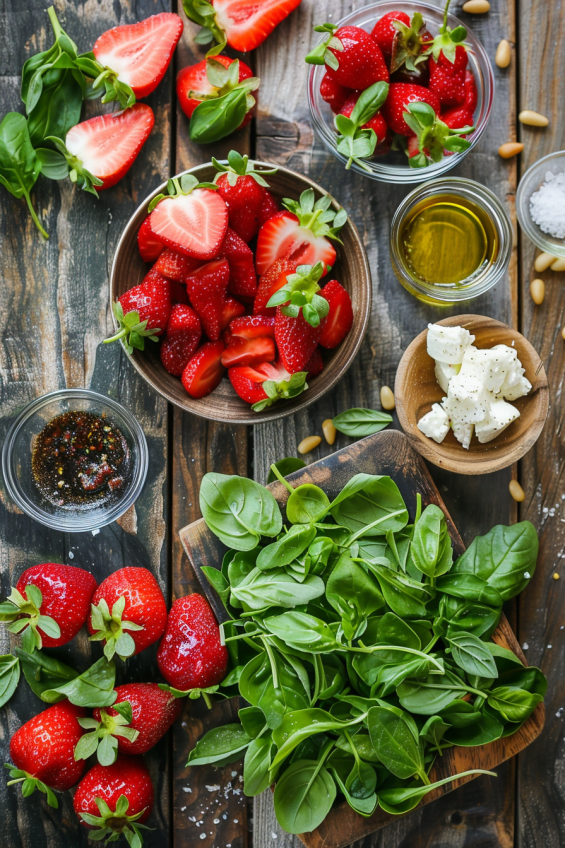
[502,374,532,401]
[443,375,491,424]
[434,360,461,393]
[475,398,520,444]
[452,421,474,450]
[459,345,516,394]
[417,403,450,443]
[427,323,475,365]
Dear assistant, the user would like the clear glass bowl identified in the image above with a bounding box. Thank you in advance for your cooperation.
[2,389,148,533]
[307,1,494,184]
[390,177,513,304]
[516,150,565,258]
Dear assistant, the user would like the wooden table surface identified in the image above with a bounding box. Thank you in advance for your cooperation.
[0,1,563,847]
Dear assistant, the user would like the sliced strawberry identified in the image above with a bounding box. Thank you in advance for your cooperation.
[229,315,275,339]
[229,365,271,405]
[320,72,350,114]
[185,259,230,341]
[305,347,324,378]
[275,307,321,373]
[154,248,202,282]
[319,279,353,349]
[220,297,246,332]
[182,340,225,398]
[221,336,276,368]
[229,360,308,411]
[138,216,164,263]
[149,184,228,260]
[93,13,183,99]
[64,103,154,191]
[186,0,302,53]
[254,256,298,316]
[257,190,280,227]
[160,304,202,376]
[219,228,257,299]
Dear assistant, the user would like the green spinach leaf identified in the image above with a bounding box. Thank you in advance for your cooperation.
[200,473,282,550]
[273,758,336,834]
[187,723,252,766]
[0,113,46,238]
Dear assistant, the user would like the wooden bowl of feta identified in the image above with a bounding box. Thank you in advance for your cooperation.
[394,315,549,474]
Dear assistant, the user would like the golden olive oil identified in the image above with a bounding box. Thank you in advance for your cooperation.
[400,195,499,288]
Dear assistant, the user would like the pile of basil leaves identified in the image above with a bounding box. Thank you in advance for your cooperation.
[190,469,545,835]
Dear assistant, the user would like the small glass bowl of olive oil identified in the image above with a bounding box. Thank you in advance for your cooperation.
[390,178,513,305]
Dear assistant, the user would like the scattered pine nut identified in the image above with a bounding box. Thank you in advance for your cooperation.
[322,418,337,446]
[462,0,490,12]
[554,573,560,580]
[551,257,565,271]
[518,110,549,127]
[498,142,523,159]
[530,278,545,305]
[562,326,565,341]
[495,39,511,68]
[380,386,395,411]
[509,480,525,502]
[535,252,558,272]
[298,435,321,455]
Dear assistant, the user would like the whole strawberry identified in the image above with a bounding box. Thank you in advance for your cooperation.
[320,71,350,114]
[371,10,410,61]
[0,563,97,652]
[6,701,86,807]
[88,567,167,661]
[75,683,182,765]
[185,259,230,341]
[157,594,228,697]
[160,304,202,377]
[306,24,389,90]
[74,756,153,843]
[382,82,440,135]
[213,151,277,243]
[426,0,469,106]
[106,272,172,354]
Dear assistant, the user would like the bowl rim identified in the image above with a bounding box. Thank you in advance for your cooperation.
[110,161,372,424]
[307,0,495,184]
[515,150,565,258]
[1,388,149,532]
[394,314,549,474]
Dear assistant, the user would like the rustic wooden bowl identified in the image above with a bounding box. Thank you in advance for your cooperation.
[110,162,371,424]
[395,314,549,475]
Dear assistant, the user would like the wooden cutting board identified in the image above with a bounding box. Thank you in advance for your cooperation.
[179,429,545,848]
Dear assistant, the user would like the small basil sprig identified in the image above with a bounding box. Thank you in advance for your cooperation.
[0,583,60,652]
[334,81,389,171]
[189,59,260,145]
[0,655,20,708]
[267,263,329,327]
[332,407,393,438]
[41,657,117,708]
[282,188,347,246]
[403,102,473,169]
[15,648,78,699]
[182,0,227,56]
[0,113,47,238]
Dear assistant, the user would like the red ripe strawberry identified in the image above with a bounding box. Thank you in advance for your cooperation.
[276,307,321,373]
[149,182,228,260]
[74,756,154,840]
[229,361,308,410]
[230,314,276,339]
[88,567,167,661]
[7,702,86,806]
[177,55,255,129]
[93,13,183,99]
[441,105,474,131]
[340,93,388,143]
[160,304,202,377]
[229,365,271,405]
[257,190,280,227]
[308,25,389,90]
[371,10,410,61]
[219,228,257,299]
[185,259,230,341]
[429,45,468,106]
[305,347,324,378]
[137,216,164,263]
[0,563,97,652]
[320,72,350,114]
[64,103,154,191]
[319,280,354,349]
[220,297,246,333]
[154,248,202,282]
[184,0,302,53]
[169,281,189,304]
[214,151,277,243]
[254,256,298,315]
[81,684,182,762]
[157,594,228,694]
[463,70,477,112]
[382,82,440,135]
[221,336,276,368]
[106,273,172,354]
[181,340,225,398]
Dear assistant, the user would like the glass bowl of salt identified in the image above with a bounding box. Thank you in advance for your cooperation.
[516,150,565,258]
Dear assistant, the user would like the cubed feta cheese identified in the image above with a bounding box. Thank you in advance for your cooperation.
[475,398,520,444]
[417,403,450,443]
[434,360,461,393]
[502,375,532,402]
[459,345,516,394]
[452,421,474,450]
[443,375,491,424]
[427,323,475,365]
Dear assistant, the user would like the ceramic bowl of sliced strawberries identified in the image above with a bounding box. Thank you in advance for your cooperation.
[109,153,371,423]
[306,0,494,183]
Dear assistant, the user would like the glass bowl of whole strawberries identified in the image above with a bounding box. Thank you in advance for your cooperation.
[109,153,371,423]
[307,0,494,183]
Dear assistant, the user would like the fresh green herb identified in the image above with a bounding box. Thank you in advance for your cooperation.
[189,59,260,144]
[0,655,20,708]
[333,408,393,438]
[334,81,389,171]
[40,657,117,708]
[267,457,306,484]
[0,113,47,238]
[15,648,78,699]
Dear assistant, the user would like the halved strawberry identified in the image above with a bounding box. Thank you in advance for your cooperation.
[221,336,275,368]
[220,297,246,332]
[219,228,257,299]
[182,340,225,398]
[319,279,353,349]
[177,55,254,120]
[229,361,308,411]
[229,315,275,339]
[138,216,164,263]
[305,347,324,378]
[160,304,202,376]
[154,248,202,282]
[254,256,298,316]
[183,0,302,53]
[185,259,230,341]
[93,13,183,99]
[148,176,228,260]
[255,189,347,276]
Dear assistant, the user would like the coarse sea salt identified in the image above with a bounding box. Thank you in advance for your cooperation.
[530,171,565,239]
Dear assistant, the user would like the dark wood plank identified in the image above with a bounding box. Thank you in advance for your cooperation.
[516,2,565,847]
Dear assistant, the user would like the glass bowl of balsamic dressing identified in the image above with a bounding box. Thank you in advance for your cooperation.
[2,389,148,532]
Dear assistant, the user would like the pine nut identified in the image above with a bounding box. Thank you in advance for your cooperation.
[322,418,337,445]
[551,257,565,271]
[498,142,523,159]
[530,278,545,305]
[298,435,321,454]
[534,252,558,272]
[562,326,565,341]
[462,0,490,12]
[495,39,512,68]
[553,573,560,580]
[380,386,395,411]
[509,480,525,502]
[518,110,549,127]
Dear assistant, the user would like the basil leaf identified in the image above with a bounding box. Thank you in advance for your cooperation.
[326,553,385,638]
[397,671,470,714]
[487,686,543,723]
[330,474,409,537]
[286,485,330,524]
[200,473,282,550]
[239,706,267,739]
[446,629,499,679]
[187,723,252,766]
[273,759,336,834]
[243,735,273,796]
[331,766,378,816]
[0,113,47,238]
[231,568,325,610]
[15,648,78,699]
[367,705,427,781]
[27,69,83,147]
[367,564,432,618]
[333,408,393,437]
[378,768,496,815]
[446,601,501,639]
[201,566,231,608]
[272,708,365,768]
[257,524,317,571]
[443,709,504,746]
[411,504,453,579]
[189,88,249,144]
[267,457,306,483]
[41,657,117,707]
[0,655,20,707]
[435,573,503,607]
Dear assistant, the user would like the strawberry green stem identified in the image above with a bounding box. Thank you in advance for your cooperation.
[304,207,323,230]
[202,692,213,710]
[441,0,453,32]
[103,326,129,345]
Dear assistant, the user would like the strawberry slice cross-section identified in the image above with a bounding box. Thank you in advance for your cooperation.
[183,0,302,53]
